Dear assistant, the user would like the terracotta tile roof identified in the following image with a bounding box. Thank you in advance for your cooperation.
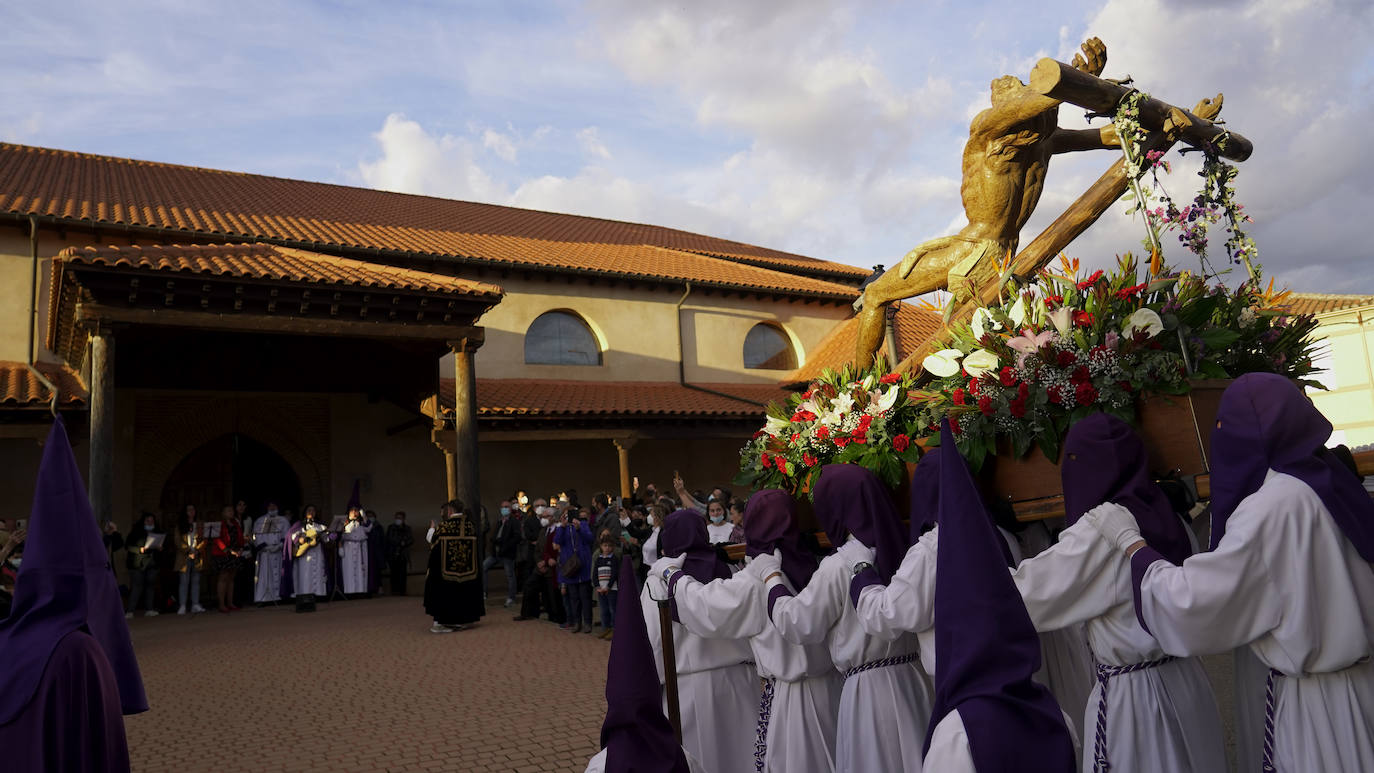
[0,360,87,408]
[53,243,504,299]
[0,143,868,298]
[783,301,944,387]
[1284,293,1374,317]
[438,378,790,419]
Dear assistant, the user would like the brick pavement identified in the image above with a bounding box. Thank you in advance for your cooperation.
[123,594,609,773]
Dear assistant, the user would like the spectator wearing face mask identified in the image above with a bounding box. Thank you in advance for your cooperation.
[385,511,414,595]
[481,501,521,608]
[705,499,733,544]
[515,497,541,592]
[642,504,666,569]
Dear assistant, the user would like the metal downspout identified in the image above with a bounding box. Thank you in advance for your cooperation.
[24,214,59,416]
[674,282,767,407]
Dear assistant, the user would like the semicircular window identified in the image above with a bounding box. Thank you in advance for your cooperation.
[744,322,798,370]
[524,311,603,366]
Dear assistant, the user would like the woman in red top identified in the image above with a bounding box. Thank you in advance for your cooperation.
[210,505,245,613]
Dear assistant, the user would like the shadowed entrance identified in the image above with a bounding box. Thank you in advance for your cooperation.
[160,434,302,521]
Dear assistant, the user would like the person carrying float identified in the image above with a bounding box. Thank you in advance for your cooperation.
[655,490,842,772]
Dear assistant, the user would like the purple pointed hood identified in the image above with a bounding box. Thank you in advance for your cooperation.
[1209,373,1374,560]
[1063,413,1193,566]
[659,510,730,585]
[0,417,148,725]
[812,464,908,582]
[924,421,1074,771]
[908,449,943,538]
[743,489,817,590]
[601,556,690,772]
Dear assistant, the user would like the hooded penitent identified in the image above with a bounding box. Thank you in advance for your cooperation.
[812,464,909,582]
[924,421,1075,771]
[600,556,690,773]
[659,510,731,622]
[1208,372,1374,560]
[0,417,148,725]
[1062,413,1193,566]
[743,489,817,590]
[908,448,943,539]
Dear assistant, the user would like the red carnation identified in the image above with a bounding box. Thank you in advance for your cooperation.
[949,417,961,434]
[1114,283,1147,299]
[1075,382,1099,405]
[790,433,801,444]
[999,366,1016,387]
[857,414,873,430]
[760,452,772,467]
[978,396,994,416]
[835,437,851,449]
[952,388,966,406]
[879,372,902,384]
[752,430,764,439]
[1017,382,1029,400]
[1056,350,1076,367]
[1071,365,1091,385]
[815,426,830,440]
[791,410,817,422]
[968,378,981,396]
[852,431,868,445]
[802,452,818,467]
[1009,396,1027,418]
[775,455,789,472]
[892,434,911,452]
[1043,294,1064,307]
[1076,269,1105,290]
[1117,380,1133,392]
[1073,311,1095,327]
[1047,385,1065,405]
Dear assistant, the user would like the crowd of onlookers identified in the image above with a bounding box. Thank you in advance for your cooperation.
[492,476,747,640]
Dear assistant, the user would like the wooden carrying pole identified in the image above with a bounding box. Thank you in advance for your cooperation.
[656,599,684,744]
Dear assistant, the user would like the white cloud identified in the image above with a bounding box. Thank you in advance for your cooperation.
[481,129,518,163]
[576,127,612,160]
[358,114,509,203]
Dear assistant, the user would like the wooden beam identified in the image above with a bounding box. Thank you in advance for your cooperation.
[1030,57,1252,161]
[75,302,483,342]
[88,326,115,526]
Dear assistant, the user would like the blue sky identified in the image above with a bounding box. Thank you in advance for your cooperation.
[3,0,1372,292]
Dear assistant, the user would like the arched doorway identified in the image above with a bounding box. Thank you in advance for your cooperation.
[160,434,303,523]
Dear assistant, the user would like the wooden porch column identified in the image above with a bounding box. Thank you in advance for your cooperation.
[89,324,115,525]
[448,330,484,522]
[443,450,458,502]
[613,436,638,499]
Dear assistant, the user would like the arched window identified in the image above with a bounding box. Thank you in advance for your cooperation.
[743,322,798,370]
[524,311,602,366]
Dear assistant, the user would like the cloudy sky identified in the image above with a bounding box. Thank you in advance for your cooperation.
[3,0,1371,292]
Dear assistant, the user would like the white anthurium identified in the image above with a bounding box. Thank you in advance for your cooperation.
[872,385,900,414]
[1047,307,1074,337]
[962,348,1001,379]
[1122,308,1165,339]
[764,415,790,436]
[1008,296,1027,327]
[922,348,965,378]
[971,307,1003,342]
[860,375,876,391]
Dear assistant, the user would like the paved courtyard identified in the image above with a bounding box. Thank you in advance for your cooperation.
[123,594,607,773]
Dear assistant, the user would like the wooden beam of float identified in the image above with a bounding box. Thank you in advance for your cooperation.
[721,449,1374,560]
[1029,57,1253,161]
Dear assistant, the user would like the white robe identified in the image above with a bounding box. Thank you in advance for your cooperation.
[1013,512,1228,772]
[340,520,370,594]
[642,576,759,773]
[584,746,708,773]
[707,521,734,544]
[770,539,931,773]
[923,711,975,772]
[292,523,329,597]
[642,526,661,566]
[1136,470,1374,772]
[671,567,842,773]
[251,514,288,603]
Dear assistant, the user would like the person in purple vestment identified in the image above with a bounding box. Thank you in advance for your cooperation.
[364,509,384,595]
[923,421,1076,772]
[0,417,148,773]
[585,556,703,773]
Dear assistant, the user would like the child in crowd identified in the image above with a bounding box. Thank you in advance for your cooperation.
[594,537,618,640]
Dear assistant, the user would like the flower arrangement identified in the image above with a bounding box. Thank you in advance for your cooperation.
[734,360,924,497]
[908,253,1320,469]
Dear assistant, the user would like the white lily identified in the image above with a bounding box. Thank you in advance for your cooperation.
[922,348,965,378]
[764,415,790,436]
[829,391,855,421]
[1008,295,1027,327]
[963,348,1001,379]
[1122,308,1164,339]
[1047,306,1074,337]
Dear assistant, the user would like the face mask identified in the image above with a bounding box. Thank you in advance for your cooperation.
[619,517,630,527]
[539,517,550,528]
[710,514,725,524]
[500,507,511,516]
[267,509,278,516]
[394,519,403,526]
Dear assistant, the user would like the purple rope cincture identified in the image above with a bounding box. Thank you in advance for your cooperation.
[1261,668,1282,772]
[843,652,917,680]
[754,676,776,772]
[1091,655,1176,772]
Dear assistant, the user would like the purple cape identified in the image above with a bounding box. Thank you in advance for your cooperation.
[1208,373,1374,561]
[908,448,943,538]
[924,421,1075,771]
[600,556,690,772]
[1062,413,1193,566]
[812,464,909,582]
[0,417,147,725]
[743,489,818,590]
[659,510,730,622]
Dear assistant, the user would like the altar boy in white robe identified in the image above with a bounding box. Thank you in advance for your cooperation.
[641,510,757,773]
[1011,413,1227,772]
[656,489,841,773]
[922,421,1076,772]
[1103,374,1374,772]
[251,502,289,604]
[766,465,930,773]
[339,507,371,597]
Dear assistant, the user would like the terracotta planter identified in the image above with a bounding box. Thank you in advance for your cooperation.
[985,379,1232,505]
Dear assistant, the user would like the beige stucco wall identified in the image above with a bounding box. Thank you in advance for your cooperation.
[1307,304,1374,448]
